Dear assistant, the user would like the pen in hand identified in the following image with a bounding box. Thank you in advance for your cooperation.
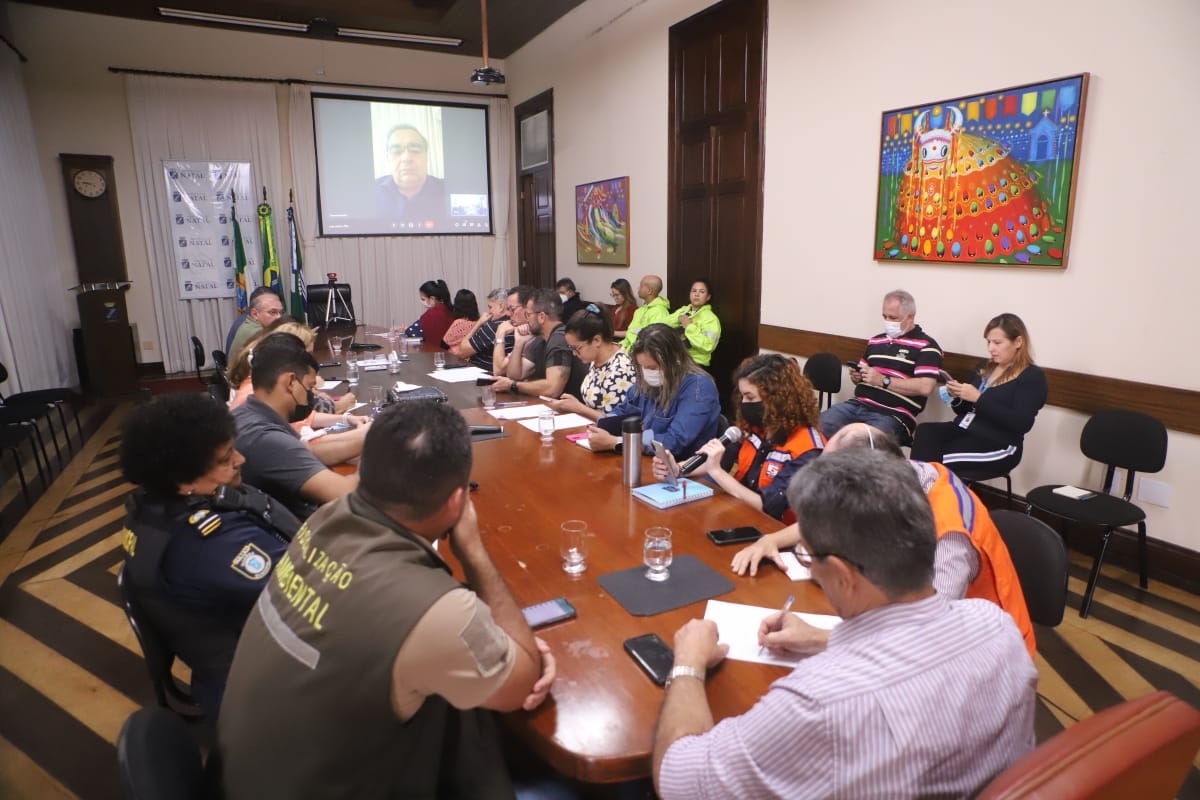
[759,594,795,656]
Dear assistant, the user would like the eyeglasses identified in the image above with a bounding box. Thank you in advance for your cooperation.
[568,342,588,355]
[794,545,866,574]
[388,143,427,157]
[505,304,522,314]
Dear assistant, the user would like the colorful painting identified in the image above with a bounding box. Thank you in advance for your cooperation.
[576,176,629,265]
[874,74,1089,268]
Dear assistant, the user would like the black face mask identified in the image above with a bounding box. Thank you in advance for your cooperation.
[289,383,315,423]
[741,401,764,429]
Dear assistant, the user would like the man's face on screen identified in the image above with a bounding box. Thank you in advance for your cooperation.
[387,128,429,197]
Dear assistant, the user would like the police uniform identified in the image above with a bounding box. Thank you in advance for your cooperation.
[120,483,299,717]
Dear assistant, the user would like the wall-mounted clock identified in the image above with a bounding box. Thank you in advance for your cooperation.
[72,168,108,198]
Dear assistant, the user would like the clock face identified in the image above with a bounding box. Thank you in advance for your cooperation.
[73,169,107,198]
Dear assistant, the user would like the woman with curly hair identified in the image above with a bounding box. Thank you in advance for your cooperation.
[654,353,824,520]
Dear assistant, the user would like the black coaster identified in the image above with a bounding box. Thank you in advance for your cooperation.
[598,554,734,617]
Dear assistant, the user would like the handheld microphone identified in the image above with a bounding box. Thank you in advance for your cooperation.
[677,426,743,476]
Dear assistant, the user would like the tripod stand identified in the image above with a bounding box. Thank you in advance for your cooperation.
[322,277,355,328]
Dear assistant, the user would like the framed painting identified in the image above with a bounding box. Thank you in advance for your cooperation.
[874,73,1089,268]
[576,176,629,265]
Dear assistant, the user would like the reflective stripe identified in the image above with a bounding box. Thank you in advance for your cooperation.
[257,590,320,670]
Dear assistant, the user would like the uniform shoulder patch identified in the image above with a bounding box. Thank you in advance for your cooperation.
[231,543,272,580]
[188,509,210,525]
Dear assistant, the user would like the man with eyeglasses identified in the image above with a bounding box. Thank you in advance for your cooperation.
[232,335,358,520]
[653,448,1037,799]
[374,124,447,228]
[492,289,587,399]
[491,285,542,379]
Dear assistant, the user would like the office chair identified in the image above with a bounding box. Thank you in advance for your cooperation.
[952,460,1015,506]
[116,707,207,800]
[117,566,202,716]
[306,280,356,329]
[0,423,45,505]
[190,337,205,384]
[0,361,84,449]
[803,353,842,410]
[991,510,1068,627]
[978,691,1200,800]
[1025,409,1167,618]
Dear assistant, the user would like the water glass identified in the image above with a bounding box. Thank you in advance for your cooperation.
[481,385,497,409]
[433,352,446,370]
[387,350,402,374]
[560,520,589,575]
[537,407,555,443]
[644,526,673,582]
[368,385,385,414]
[346,357,359,387]
[328,335,346,356]
[398,337,410,362]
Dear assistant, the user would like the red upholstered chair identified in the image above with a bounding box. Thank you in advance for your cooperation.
[979,691,1200,800]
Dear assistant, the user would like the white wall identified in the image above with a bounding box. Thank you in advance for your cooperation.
[506,0,1200,551]
[9,2,505,364]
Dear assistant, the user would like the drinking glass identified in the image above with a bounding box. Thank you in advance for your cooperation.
[398,337,410,361]
[368,385,385,414]
[433,352,446,370]
[346,357,359,387]
[481,385,497,409]
[644,526,673,582]
[387,351,402,374]
[328,335,346,356]
[537,407,555,443]
[560,520,589,575]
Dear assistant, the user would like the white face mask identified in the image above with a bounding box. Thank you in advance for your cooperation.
[641,367,664,388]
[558,293,569,303]
[883,320,904,339]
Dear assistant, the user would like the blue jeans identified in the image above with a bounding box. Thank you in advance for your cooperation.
[819,400,912,446]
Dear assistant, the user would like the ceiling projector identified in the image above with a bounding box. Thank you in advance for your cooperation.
[470,66,506,85]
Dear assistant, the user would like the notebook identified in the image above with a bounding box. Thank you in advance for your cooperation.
[631,478,714,509]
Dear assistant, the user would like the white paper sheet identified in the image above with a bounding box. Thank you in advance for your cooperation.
[487,405,546,420]
[317,380,342,391]
[517,413,591,432]
[356,357,388,368]
[703,599,840,667]
[777,551,813,581]
[390,382,423,392]
[427,367,491,383]
[566,434,593,450]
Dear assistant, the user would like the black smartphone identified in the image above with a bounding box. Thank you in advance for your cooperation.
[707,526,763,546]
[844,360,860,370]
[318,360,341,369]
[624,633,674,686]
[937,369,953,384]
[522,597,577,629]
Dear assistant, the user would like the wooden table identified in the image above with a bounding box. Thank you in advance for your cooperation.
[317,337,833,783]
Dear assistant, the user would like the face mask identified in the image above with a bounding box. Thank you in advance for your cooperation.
[938,385,953,405]
[883,320,903,339]
[288,382,315,423]
[641,367,664,388]
[558,293,569,303]
[740,401,764,428]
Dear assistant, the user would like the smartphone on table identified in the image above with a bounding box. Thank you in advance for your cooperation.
[707,526,763,546]
[624,633,674,686]
[521,597,577,629]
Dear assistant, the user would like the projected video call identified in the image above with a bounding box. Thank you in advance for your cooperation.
[312,94,493,237]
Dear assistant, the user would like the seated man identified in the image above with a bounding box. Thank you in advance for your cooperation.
[232,335,358,519]
[732,422,1035,657]
[450,288,513,372]
[556,277,585,322]
[226,286,284,357]
[620,274,675,351]
[653,448,1037,798]
[492,285,543,379]
[492,289,587,399]
[818,289,942,445]
[219,401,555,798]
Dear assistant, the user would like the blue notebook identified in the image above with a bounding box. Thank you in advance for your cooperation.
[631,478,714,509]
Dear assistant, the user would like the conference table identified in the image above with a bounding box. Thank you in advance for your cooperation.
[318,333,833,784]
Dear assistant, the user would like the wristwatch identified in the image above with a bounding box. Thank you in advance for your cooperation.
[666,665,706,688]
[613,440,623,455]
[882,376,892,388]
[512,381,520,395]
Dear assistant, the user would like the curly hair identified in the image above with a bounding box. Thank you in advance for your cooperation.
[119,393,236,496]
[732,354,821,442]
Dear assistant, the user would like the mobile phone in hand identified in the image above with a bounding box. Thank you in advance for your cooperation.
[651,440,678,484]
[845,360,861,370]
[937,369,953,384]
[624,633,674,686]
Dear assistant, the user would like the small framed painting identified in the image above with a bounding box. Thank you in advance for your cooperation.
[575,176,629,265]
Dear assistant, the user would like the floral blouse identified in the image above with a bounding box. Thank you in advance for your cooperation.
[581,348,636,413]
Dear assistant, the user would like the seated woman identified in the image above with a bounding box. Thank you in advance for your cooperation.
[547,304,636,421]
[654,354,823,520]
[608,277,638,338]
[119,392,301,718]
[670,278,722,368]
[402,279,454,345]
[441,289,481,350]
[912,313,1047,477]
[586,323,720,458]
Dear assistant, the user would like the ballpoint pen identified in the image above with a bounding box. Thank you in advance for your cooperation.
[759,594,795,656]
[493,401,528,408]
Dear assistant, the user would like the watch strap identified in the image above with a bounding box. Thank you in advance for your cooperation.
[666,665,705,688]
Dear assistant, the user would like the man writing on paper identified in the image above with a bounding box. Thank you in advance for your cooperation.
[652,448,1036,798]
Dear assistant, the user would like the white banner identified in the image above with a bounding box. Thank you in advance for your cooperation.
[163,161,257,301]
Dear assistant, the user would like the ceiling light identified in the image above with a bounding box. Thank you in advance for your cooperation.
[157,7,309,32]
[336,27,461,46]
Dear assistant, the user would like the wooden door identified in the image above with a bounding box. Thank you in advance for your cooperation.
[515,90,556,290]
[668,0,767,406]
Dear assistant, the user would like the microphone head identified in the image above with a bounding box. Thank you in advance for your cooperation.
[721,426,743,443]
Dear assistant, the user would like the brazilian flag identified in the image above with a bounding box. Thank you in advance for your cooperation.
[258,200,282,295]
[287,203,306,319]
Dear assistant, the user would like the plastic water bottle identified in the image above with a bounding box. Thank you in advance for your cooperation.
[346,357,359,387]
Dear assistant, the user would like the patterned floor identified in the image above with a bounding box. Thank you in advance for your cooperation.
[0,402,1198,799]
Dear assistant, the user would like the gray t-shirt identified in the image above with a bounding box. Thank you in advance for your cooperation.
[232,396,326,519]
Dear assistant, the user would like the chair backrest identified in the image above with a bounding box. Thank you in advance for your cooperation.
[117,565,198,710]
[117,707,204,800]
[190,337,205,371]
[211,350,228,372]
[803,352,842,410]
[978,691,1200,800]
[1080,409,1167,478]
[990,510,1068,627]
[306,283,356,329]
[207,382,231,405]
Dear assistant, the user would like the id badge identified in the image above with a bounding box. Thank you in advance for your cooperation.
[959,412,975,430]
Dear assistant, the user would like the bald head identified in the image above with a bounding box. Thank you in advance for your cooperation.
[826,423,904,458]
[639,275,663,301]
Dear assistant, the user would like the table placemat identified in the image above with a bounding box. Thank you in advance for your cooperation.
[598,554,734,616]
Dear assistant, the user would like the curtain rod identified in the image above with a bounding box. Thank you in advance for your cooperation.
[107,66,507,99]
[1,33,28,62]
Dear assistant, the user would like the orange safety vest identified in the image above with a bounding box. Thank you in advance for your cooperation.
[926,463,1036,657]
[734,426,825,525]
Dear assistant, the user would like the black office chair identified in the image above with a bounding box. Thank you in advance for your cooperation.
[991,510,1068,627]
[306,281,356,329]
[117,565,202,716]
[1025,409,1168,618]
[951,460,1015,506]
[116,707,207,800]
[190,337,206,384]
[211,350,228,375]
[803,352,843,410]
[0,361,84,450]
[0,423,45,505]
[0,405,56,474]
